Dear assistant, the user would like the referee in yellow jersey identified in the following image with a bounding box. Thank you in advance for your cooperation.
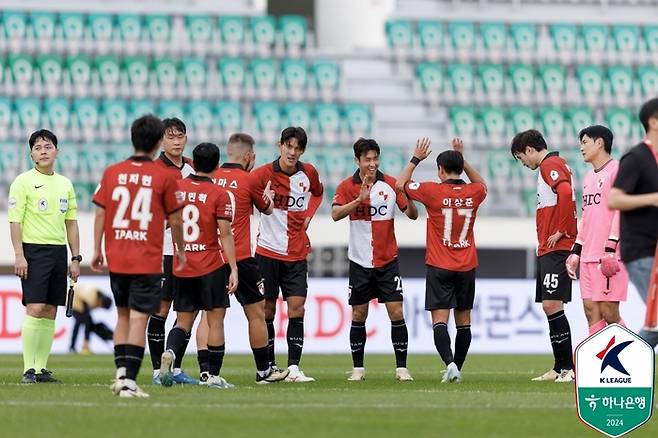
[8,129,81,384]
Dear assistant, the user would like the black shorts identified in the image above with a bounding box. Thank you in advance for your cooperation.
[21,243,68,306]
[348,260,403,306]
[160,255,174,302]
[173,266,230,312]
[535,250,572,303]
[233,258,265,306]
[110,272,162,314]
[256,254,308,300]
[425,265,476,311]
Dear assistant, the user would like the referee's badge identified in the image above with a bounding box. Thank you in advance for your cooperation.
[8,197,16,209]
[59,198,68,213]
[38,198,48,211]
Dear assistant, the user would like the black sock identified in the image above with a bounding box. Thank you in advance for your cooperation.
[287,317,304,367]
[265,318,276,366]
[252,346,270,373]
[197,349,209,374]
[174,330,191,369]
[114,344,127,370]
[350,320,366,368]
[432,322,454,366]
[548,310,573,371]
[147,315,166,370]
[207,344,225,376]
[391,319,408,368]
[454,325,472,370]
[165,326,188,360]
[124,344,145,381]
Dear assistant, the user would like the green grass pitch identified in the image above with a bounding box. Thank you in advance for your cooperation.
[0,354,656,438]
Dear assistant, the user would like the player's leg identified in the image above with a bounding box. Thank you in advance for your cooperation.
[161,310,195,387]
[377,261,410,380]
[257,254,281,368]
[70,311,82,352]
[147,255,173,381]
[196,311,210,382]
[596,262,629,326]
[347,261,371,381]
[581,262,606,336]
[282,259,314,382]
[204,265,234,389]
[453,269,476,374]
[169,310,199,385]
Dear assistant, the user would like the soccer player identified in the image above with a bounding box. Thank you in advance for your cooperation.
[565,125,628,336]
[250,127,323,382]
[213,133,290,384]
[146,117,198,385]
[9,129,80,384]
[397,137,486,383]
[91,115,186,398]
[69,284,113,353]
[511,129,577,382]
[332,138,418,381]
[608,97,658,349]
[159,142,239,389]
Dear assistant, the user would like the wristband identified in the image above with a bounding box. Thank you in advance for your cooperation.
[570,243,582,256]
[410,157,421,166]
[605,239,618,253]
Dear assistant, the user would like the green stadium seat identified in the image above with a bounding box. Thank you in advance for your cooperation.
[279,15,307,48]
[0,98,13,131]
[73,182,96,210]
[448,21,475,50]
[124,56,150,87]
[283,102,311,127]
[566,107,595,135]
[576,65,604,95]
[8,54,34,86]
[417,20,444,50]
[539,107,566,140]
[59,13,85,41]
[219,16,245,45]
[153,57,178,88]
[186,15,213,44]
[486,150,521,181]
[0,141,22,182]
[144,15,171,43]
[101,99,129,131]
[73,98,100,130]
[2,11,27,39]
[66,56,92,89]
[612,25,639,52]
[539,65,566,93]
[312,60,339,90]
[14,97,42,128]
[509,107,536,133]
[379,147,406,173]
[129,99,155,120]
[106,144,133,165]
[478,64,505,95]
[44,98,71,129]
[343,104,371,134]
[250,16,276,47]
[319,148,353,178]
[510,23,537,51]
[315,103,341,136]
[254,101,281,132]
[218,57,246,88]
[180,58,207,89]
[79,149,111,183]
[638,66,658,95]
[36,54,63,86]
[216,101,242,131]
[89,13,114,42]
[158,100,185,119]
[282,59,308,89]
[449,107,476,136]
[608,65,634,97]
[116,14,142,42]
[549,24,578,51]
[31,12,56,40]
[386,20,413,49]
[186,100,214,132]
[605,108,634,139]
[250,58,278,89]
[509,64,535,94]
[56,145,81,176]
[581,25,608,52]
[448,63,475,93]
[95,56,121,88]
[480,22,508,51]
[417,63,443,93]
[480,107,507,138]
[522,188,537,216]
[643,25,658,52]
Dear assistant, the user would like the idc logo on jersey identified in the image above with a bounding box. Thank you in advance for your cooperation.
[273,194,307,211]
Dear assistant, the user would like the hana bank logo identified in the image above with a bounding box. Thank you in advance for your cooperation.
[597,336,633,383]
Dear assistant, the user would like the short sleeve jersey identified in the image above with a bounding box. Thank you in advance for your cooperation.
[8,168,77,245]
[213,163,270,262]
[251,159,324,262]
[612,142,658,263]
[536,152,577,256]
[174,175,233,278]
[404,180,486,271]
[92,156,183,274]
[333,171,407,268]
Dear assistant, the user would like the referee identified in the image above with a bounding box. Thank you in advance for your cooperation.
[8,129,80,384]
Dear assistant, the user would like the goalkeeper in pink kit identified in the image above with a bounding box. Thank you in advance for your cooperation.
[566,125,628,336]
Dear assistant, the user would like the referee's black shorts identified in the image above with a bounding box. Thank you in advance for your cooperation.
[21,243,68,306]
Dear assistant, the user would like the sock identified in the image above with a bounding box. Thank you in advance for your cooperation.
[454,325,472,370]
[287,317,304,367]
[21,315,40,372]
[265,318,276,366]
[432,322,454,366]
[588,319,607,336]
[34,317,55,371]
[252,346,270,374]
[114,344,127,369]
[146,315,166,370]
[350,320,366,368]
[197,349,209,374]
[548,310,574,371]
[207,344,225,376]
[124,344,145,381]
[174,330,191,370]
[391,319,408,368]
[165,326,188,360]
[618,318,626,327]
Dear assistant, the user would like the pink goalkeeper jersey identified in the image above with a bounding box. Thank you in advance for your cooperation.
[576,159,621,262]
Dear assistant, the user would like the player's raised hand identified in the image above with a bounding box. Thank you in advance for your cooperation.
[357,174,373,202]
[413,137,432,161]
[90,251,104,273]
[262,180,275,204]
[227,269,238,295]
[451,137,464,154]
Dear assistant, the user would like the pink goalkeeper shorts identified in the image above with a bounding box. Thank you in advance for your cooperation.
[579,261,629,302]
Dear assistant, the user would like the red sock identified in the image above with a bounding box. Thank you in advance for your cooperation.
[588,319,607,336]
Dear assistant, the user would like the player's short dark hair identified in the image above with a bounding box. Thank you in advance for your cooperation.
[510,129,548,158]
[28,129,58,149]
[436,150,464,174]
[639,97,658,133]
[163,117,186,135]
[280,126,307,151]
[579,125,614,154]
[228,132,255,148]
[353,138,380,159]
[193,142,220,173]
[131,115,165,153]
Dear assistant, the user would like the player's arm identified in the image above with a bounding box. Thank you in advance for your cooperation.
[403,194,418,220]
[218,218,238,295]
[8,179,27,279]
[304,167,324,229]
[331,176,372,221]
[607,188,658,211]
[396,137,432,192]
[168,209,186,270]
[451,137,487,188]
[65,220,80,282]
[546,180,574,248]
[91,206,105,272]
